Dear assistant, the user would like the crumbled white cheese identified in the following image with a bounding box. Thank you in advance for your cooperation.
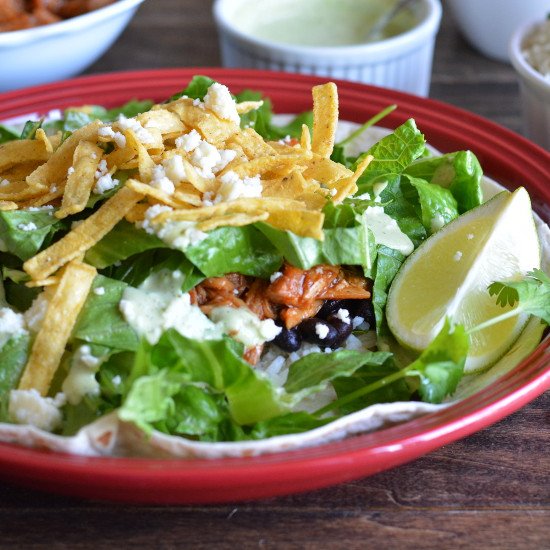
[67,166,75,176]
[117,114,154,145]
[175,129,202,152]
[270,271,283,283]
[214,170,262,203]
[162,155,186,183]
[24,293,49,333]
[150,165,175,195]
[315,323,330,340]
[93,286,105,296]
[363,206,414,256]
[50,185,58,193]
[203,83,241,124]
[62,345,102,405]
[467,233,474,240]
[113,131,126,148]
[335,308,351,324]
[0,307,27,350]
[17,222,37,232]
[94,173,119,195]
[98,125,115,138]
[95,159,108,179]
[138,204,173,234]
[0,178,10,187]
[453,250,463,262]
[9,389,66,432]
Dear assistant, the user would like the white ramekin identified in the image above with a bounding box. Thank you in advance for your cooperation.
[447,0,550,63]
[212,0,442,97]
[509,19,550,151]
[0,0,146,93]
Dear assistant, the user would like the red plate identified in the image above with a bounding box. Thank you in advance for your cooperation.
[0,69,548,504]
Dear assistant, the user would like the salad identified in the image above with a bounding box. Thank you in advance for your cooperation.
[0,76,547,457]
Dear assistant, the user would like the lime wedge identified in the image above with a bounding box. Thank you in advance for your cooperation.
[386,187,541,373]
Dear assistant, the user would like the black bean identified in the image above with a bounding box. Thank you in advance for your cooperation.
[317,300,346,319]
[326,313,353,347]
[272,323,302,352]
[298,317,338,347]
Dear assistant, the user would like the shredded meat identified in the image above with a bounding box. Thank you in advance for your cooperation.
[190,263,372,355]
[267,264,371,328]
[243,279,277,320]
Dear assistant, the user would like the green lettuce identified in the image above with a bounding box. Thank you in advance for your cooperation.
[0,209,66,261]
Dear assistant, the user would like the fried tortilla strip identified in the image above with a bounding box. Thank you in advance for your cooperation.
[126,179,181,208]
[197,212,269,231]
[300,124,312,151]
[227,129,276,158]
[18,261,97,396]
[331,154,373,203]
[265,207,324,240]
[24,186,144,280]
[154,197,306,223]
[26,120,101,189]
[56,141,104,219]
[167,99,239,146]
[125,129,155,182]
[0,200,18,211]
[137,109,185,136]
[35,128,53,154]
[182,157,216,193]
[0,139,50,174]
[311,82,338,158]
[227,153,310,179]
[235,100,264,115]
[302,154,352,185]
[0,180,47,202]
[263,171,328,210]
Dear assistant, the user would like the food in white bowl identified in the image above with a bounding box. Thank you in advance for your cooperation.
[510,17,550,150]
[0,0,117,31]
[521,17,550,81]
[213,0,442,97]
[0,76,548,458]
[446,0,550,63]
[0,0,145,93]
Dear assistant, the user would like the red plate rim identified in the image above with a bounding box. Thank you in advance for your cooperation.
[0,68,549,504]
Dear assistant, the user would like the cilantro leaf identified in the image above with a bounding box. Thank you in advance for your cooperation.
[488,269,550,324]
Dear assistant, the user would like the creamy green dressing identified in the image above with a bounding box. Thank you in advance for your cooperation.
[234,0,417,47]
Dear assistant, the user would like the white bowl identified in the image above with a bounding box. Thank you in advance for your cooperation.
[510,18,550,150]
[0,0,145,93]
[213,0,442,97]
[446,0,550,63]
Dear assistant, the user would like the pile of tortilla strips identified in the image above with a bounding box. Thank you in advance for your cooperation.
[0,81,372,400]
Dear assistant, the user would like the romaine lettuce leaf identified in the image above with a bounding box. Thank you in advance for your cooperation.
[72,275,139,352]
[405,150,483,213]
[405,175,459,234]
[0,125,19,144]
[0,334,31,421]
[85,220,164,269]
[355,119,426,192]
[184,225,283,278]
[0,209,66,261]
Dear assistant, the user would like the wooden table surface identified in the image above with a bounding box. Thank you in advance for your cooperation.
[1,1,549,548]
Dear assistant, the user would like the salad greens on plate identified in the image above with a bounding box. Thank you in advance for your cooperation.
[0,75,547,455]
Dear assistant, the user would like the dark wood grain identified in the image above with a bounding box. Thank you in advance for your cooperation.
[1,1,548,547]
